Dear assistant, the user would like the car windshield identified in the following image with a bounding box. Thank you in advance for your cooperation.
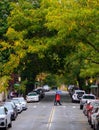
[0,107,5,114]
[76,92,84,95]
[12,99,19,104]
[14,98,24,101]
[91,101,99,107]
[19,98,25,101]
[28,92,37,96]
[4,105,12,110]
[83,95,95,99]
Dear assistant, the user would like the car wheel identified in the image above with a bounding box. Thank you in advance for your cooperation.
[93,124,96,130]
[88,118,91,125]
[4,122,7,130]
[96,123,99,130]
[72,99,74,103]
[91,123,93,128]
[8,120,12,128]
[80,105,83,109]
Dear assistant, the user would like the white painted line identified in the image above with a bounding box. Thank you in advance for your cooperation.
[72,106,76,108]
[33,106,37,108]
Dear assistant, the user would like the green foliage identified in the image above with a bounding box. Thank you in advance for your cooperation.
[0,76,11,92]
[43,74,57,87]
[0,0,99,91]
[14,80,27,94]
[0,0,11,38]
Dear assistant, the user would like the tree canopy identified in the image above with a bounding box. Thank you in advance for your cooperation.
[0,0,99,91]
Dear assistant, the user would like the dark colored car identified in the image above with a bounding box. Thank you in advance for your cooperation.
[33,88,45,99]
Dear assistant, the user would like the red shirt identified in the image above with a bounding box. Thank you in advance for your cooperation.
[55,94,60,101]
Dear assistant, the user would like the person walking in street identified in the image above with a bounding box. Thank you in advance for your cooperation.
[54,92,62,105]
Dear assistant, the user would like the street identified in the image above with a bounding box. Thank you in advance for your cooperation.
[8,91,92,130]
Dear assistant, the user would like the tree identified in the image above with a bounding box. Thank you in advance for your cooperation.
[43,0,99,86]
[0,0,99,92]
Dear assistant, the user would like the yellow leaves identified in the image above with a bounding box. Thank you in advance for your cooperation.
[0,86,6,93]
[15,41,20,46]
[0,41,11,51]
[6,27,23,41]
[0,76,10,93]
[6,27,18,41]
[3,54,19,74]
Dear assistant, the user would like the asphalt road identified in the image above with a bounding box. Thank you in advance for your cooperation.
[9,90,93,130]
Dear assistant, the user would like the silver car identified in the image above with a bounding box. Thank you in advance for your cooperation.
[12,97,27,110]
[80,94,96,109]
[11,99,23,113]
[0,105,12,130]
[90,107,99,130]
[26,92,40,102]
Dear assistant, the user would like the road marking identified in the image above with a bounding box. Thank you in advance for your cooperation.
[72,106,76,108]
[33,106,37,108]
[47,106,55,130]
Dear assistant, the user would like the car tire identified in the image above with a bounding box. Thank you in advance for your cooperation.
[8,119,12,128]
[96,123,99,130]
[90,123,93,128]
[4,122,7,130]
[72,99,74,103]
[80,105,83,109]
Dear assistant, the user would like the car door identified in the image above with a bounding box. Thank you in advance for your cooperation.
[4,107,11,126]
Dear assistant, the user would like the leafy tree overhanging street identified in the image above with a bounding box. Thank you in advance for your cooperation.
[0,0,99,95]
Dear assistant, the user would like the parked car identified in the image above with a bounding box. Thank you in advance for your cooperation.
[90,107,99,129]
[34,88,45,99]
[12,97,27,110]
[42,85,50,92]
[11,99,23,113]
[4,103,17,121]
[96,114,99,130]
[83,101,92,116]
[4,101,18,115]
[87,100,99,124]
[72,90,85,103]
[0,105,12,130]
[83,100,97,116]
[80,94,96,109]
[26,92,40,102]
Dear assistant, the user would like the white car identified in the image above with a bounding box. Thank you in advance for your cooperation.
[80,94,96,109]
[0,105,12,130]
[90,107,99,130]
[4,103,17,121]
[96,114,99,130]
[11,99,23,113]
[72,90,85,103]
[12,97,27,110]
[42,85,50,92]
[26,92,40,102]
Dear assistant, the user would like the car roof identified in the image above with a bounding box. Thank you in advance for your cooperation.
[82,94,95,96]
[28,92,38,95]
[13,97,24,99]
[75,90,85,93]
